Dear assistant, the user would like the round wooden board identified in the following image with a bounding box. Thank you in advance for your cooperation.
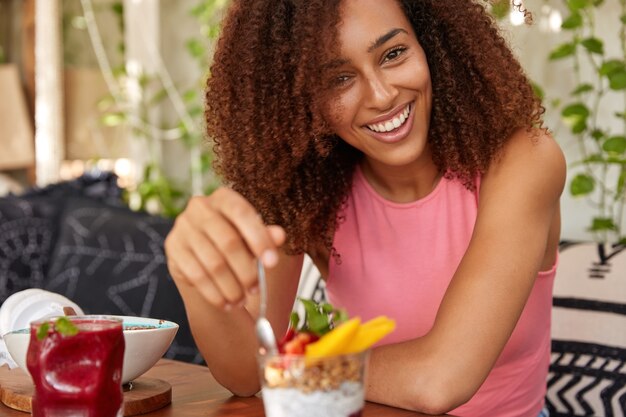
[0,368,171,416]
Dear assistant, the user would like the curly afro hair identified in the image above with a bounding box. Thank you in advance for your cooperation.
[205,0,543,256]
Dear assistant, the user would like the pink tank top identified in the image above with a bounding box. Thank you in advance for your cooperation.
[327,167,556,417]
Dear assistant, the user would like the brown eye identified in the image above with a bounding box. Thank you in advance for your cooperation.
[383,46,407,63]
[330,74,352,88]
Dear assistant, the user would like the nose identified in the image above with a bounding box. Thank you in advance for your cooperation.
[364,71,398,111]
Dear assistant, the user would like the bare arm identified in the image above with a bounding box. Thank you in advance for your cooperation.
[165,188,304,396]
[365,130,566,414]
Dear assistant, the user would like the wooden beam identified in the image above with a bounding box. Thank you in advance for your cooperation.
[22,0,36,184]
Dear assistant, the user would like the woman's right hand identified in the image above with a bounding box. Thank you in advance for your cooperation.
[164,187,286,309]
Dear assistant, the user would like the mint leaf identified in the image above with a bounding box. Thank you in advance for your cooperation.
[296,298,349,336]
[308,313,331,335]
[289,311,300,329]
[36,322,49,341]
[332,309,349,327]
[321,303,334,314]
[55,316,79,337]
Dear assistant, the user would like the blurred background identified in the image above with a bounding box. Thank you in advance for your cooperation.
[0,0,624,243]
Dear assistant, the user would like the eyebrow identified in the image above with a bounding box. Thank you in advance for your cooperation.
[323,28,409,70]
[367,28,408,53]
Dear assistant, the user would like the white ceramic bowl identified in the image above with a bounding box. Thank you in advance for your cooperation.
[3,315,178,384]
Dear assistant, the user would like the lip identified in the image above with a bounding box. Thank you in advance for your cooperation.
[365,101,412,125]
[362,101,414,144]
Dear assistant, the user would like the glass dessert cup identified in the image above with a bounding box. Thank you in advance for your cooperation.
[259,350,369,417]
[26,316,125,417]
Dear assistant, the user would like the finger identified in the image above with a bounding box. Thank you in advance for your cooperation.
[190,235,249,306]
[167,237,227,308]
[207,191,279,267]
[199,211,258,292]
[177,215,248,305]
[267,225,287,247]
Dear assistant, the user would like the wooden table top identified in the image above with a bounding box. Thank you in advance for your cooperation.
[0,359,449,416]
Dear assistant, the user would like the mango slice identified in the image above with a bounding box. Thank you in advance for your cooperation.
[304,316,396,358]
[305,317,361,358]
[342,316,396,354]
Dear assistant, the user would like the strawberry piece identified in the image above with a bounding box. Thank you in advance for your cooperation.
[281,332,320,355]
[277,328,296,353]
[295,332,319,345]
[283,338,305,355]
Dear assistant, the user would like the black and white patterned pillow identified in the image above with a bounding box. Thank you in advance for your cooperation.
[548,241,626,417]
[0,196,58,302]
[45,196,202,364]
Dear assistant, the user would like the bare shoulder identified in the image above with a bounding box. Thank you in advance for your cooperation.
[482,128,566,203]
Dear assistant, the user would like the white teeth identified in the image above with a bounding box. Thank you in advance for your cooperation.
[367,104,411,133]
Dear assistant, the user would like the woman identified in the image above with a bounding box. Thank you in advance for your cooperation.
[165,1,565,416]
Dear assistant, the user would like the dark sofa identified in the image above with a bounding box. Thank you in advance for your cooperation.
[0,172,202,364]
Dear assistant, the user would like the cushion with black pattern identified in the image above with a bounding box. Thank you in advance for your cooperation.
[0,196,59,303]
[0,172,124,304]
[44,196,202,364]
[547,241,626,417]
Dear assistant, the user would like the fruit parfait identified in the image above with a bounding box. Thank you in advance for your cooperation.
[259,299,395,417]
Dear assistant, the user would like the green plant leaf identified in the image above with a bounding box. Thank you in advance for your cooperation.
[571,83,594,95]
[570,173,595,196]
[188,106,203,118]
[621,14,626,24]
[591,129,606,141]
[562,103,590,133]
[561,12,583,29]
[490,0,511,20]
[581,37,604,55]
[549,42,577,60]
[567,0,590,11]
[581,154,606,164]
[186,39,205,59]
[36,322,49,341]
[607,156,626,164]
[111,2,123,16]
[149,88,168,105]
[572,119,587,133]
[190,2,209,18]
[183,90,197,102]
[531,82,545,100]
[562,103,590,117]
[590,217,617,231]
[609,70,626,90]
[100,113,127,127]
[616,169,626,200]
[600,59,625,76]
[603,136,626,154]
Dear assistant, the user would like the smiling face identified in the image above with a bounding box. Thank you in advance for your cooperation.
[325,0,434,178]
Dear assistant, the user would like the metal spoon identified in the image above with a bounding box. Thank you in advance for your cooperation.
[256,260,278,356]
